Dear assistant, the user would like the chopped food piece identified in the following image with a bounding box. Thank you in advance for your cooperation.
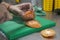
[40,29,56,38]
[26,20,41,28]
[22,11,35,21]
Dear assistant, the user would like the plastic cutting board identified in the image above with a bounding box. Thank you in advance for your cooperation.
[0,16,56,40]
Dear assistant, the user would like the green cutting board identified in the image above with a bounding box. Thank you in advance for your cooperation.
[0,16,56,40]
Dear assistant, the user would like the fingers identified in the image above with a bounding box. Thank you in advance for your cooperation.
[16,3,30,10]
[9,3,33,15]
[28,3,33,10]
[15,3,33,11]
[15,2,31,6]
[9,5,24,16]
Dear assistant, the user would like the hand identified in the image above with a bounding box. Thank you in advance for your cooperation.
[1,2,34,20]
[15,3,33,11]
[9,3,34,15]
[10,3,34,20]
[1,2,33,15]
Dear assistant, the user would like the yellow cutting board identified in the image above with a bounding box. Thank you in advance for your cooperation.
[43,0,53,11]
[55,0,60,9]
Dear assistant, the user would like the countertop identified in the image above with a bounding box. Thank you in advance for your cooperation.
[18,12,60,40]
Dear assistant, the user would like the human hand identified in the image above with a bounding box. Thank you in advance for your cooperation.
[1,2,34,21]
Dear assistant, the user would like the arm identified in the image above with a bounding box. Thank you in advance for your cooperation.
[0,4,13,23]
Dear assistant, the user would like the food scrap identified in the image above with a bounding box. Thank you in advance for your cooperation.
[40,29,56,38]
[26,20,41,28]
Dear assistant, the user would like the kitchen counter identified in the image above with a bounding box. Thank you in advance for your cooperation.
[18,12,60,40]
